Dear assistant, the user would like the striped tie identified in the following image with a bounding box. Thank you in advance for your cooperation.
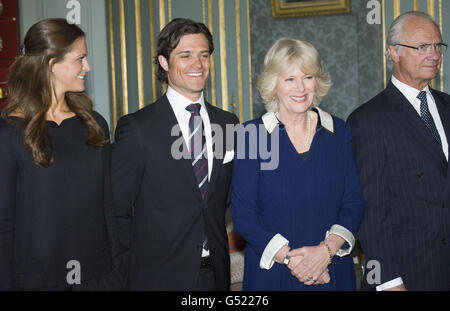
[417,91,442,147]
[186,103,209,256]
[186,103,208,199]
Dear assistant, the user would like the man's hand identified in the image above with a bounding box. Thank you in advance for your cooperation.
[384,284,406,291]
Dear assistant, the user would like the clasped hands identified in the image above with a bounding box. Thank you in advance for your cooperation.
[275,243,332,286]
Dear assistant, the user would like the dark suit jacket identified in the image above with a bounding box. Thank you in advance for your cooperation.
[111,94,239,290]
[347,81,450,290]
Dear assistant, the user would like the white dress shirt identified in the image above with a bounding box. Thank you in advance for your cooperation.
[166,86,213,180]
[166,86,213,257]
[391,76,448,160]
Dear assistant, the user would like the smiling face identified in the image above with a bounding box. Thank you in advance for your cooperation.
[158,33,210,102]
[51,37,91,97]
[390,16,442,90]
[275,65,316,116]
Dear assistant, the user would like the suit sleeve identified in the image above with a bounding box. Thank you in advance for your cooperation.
[91,111,119,258]
[225,114,240,210]
[97,117,121,257]
[111,115,145,252]
[0,122,17,290]
[347,113,405,288]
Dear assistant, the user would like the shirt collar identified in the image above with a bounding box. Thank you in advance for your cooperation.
[166,86,205,110]
[391,75,430,105]
[261,107,335,135]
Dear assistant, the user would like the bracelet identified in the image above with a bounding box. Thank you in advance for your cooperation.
[321,241,333,265]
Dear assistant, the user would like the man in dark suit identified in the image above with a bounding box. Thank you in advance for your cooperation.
[348,11,450,291]
[111,18,239,290]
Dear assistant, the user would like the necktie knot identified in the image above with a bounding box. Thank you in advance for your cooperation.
[186,103,201,115]
[417,91,427,103]
[416,90,442,147]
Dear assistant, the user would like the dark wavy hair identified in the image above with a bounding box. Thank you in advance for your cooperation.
[155,18,214,83]
[1,18,108,167]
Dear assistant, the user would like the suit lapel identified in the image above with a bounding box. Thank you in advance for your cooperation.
[429,89,450,204]
[431,89,450,182]
[431,88,450,159]
[385,82,447,167]
[204,102,227,200]
[157,95,203,200]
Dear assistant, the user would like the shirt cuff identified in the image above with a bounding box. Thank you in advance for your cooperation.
[325,224,355,257]
[259,234,289,270]
[376,277,404,291]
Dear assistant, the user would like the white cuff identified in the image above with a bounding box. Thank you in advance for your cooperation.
[325,224,355,257]
[376,277,404,291]
[259,234,289,270]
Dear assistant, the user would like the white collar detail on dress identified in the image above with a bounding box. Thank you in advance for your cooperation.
[261,107,335,134]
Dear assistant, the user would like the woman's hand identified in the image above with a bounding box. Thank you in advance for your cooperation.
[312,269,331,285]
[287,235,345,285]
[287,244,330,284]
[286,249,331,285]
[273,245,291,265]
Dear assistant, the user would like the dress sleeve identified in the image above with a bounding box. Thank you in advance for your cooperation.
[91,110,111,141]
[329,124,365,255]
[0,120,17,290]
[231,124,281,263]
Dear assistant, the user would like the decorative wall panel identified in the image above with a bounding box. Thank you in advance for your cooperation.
[107,0,253,126]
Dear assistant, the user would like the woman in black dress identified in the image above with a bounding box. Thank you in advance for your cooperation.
[0,18,122,290]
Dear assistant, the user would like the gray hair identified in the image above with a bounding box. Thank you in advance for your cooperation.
[386,11,439,69]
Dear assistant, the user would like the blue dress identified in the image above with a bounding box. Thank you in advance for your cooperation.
[231,110,365,291]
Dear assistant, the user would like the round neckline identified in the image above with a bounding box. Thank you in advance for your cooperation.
[7,114,79,127]
[46,115,78,127]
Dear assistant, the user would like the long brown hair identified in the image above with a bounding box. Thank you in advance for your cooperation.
[1,18,108,167]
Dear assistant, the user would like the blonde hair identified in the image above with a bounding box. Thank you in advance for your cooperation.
[257,37,332,112]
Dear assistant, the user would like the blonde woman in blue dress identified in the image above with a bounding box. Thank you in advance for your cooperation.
[231,38,365,290]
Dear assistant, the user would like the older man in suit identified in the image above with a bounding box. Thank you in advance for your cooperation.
[111,18,239,290]
[348,11,450,290]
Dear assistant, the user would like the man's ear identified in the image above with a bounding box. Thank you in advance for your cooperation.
[158,55,169,72]
[388,45,400,64]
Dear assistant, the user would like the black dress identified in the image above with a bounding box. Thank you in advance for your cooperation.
[0,112,122,290]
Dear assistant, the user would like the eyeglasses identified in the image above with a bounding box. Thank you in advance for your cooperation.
[394,43,448,54]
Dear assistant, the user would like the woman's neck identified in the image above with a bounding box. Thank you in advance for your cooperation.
[277,109,309,131]
[48,93,75,124]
